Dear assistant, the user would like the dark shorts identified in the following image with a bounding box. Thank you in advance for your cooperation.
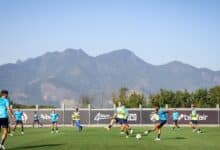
[16,120,23,124]
[173,120,178,124]
[34,120,40,123]
[191,120,198,125]
[115,118,127,125]
[158,120,167,128]
[52,121,57,124]
[0,118,9,128]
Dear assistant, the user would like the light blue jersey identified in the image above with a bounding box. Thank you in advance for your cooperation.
[50,113,59,122]
[14,111,23,121]
[158,108,168,121]
[0,97,9,118]
[125,108,129,120]
[116,106,127,119]
[172,112,179,120]
[34,114,39,121]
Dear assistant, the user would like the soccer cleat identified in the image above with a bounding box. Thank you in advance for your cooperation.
[126,135,129,138]
[144,131,149,135]
[0,144,6,150]
[120,131,125,135]
[9,133,13,136]
[104,126,110,131]
[51,131,54,134]
[155,138,161,141]
[80,126,83,131]
[56,130,59,133]
[130,129,133,135]
[197,130,202,134]
[21,132,24,135]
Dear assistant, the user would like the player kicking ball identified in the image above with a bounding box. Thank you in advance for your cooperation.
[72,108,83,131]
[172,109,180,130]
[190,105,202,133]
[144,105,168,141]
[50,110,59,134]
[115,101,130,138]
[12,109,25,135]
[0,90,14,150]
[32,111,43,128]
[106,102,133,135]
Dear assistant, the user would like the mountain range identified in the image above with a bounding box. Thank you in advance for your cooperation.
[0,49,219,107]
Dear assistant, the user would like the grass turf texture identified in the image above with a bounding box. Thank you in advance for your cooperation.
[6,127,220,150]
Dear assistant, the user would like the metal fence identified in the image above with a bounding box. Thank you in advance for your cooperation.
[18,104,220,126]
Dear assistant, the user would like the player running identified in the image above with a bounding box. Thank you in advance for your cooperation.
[12,109,25,135]
[50,110,59,133]
[144,105,168,141]
[190,105,202,133]
[106,103,122,132]
[172,109,180,130]
[106,101,133,135]
[32,111,43,128]
[72,108,83,131]
[0,90,14,150]
[114,101,130,138]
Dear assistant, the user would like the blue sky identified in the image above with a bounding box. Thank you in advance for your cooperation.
[0,0,219,70]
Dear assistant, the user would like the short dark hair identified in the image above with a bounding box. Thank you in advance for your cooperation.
[1,90,8,96]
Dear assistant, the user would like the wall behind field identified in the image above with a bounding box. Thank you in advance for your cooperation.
[17,105,220,126]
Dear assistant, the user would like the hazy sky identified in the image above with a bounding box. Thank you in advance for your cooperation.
[0,0,219,70]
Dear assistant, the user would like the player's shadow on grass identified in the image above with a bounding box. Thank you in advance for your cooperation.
[9,144,63,150]
[165,137,187,140]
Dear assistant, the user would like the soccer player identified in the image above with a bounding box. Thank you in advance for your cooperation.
[106,102,122,131]
[172,109,180,130]
[116,102,130,138]
[144,105,168,141]
[0,90,14,150]
[32,111,43,128]
[190,105,202,133]
[106,101,133,136]
[12,109,25,135]
[7,98,14,137]
[50,110,59,133]
[72,108,83,131]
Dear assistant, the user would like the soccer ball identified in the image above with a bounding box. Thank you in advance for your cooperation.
[136,134,142,140]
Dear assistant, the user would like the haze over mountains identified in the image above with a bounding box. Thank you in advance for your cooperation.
[0,49,220,107]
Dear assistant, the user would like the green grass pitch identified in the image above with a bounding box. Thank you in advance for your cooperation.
[5,127,220,150]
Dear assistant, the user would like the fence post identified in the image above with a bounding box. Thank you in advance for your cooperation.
[165,104,169,125]
[88,104,91,125]
[35,104,39,111]
[139,104,142,126]
[62,103,65,126]
[217,104,219,126]
[113,104,116,110]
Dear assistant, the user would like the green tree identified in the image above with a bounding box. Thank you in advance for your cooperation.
[208,86,220,107]
[112,88,146,108]
[127,92,146,108]
[192,88,208,107]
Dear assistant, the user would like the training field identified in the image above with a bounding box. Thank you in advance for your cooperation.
[6,127,220,150]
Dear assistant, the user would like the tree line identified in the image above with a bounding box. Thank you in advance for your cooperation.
[112,86,220,108]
